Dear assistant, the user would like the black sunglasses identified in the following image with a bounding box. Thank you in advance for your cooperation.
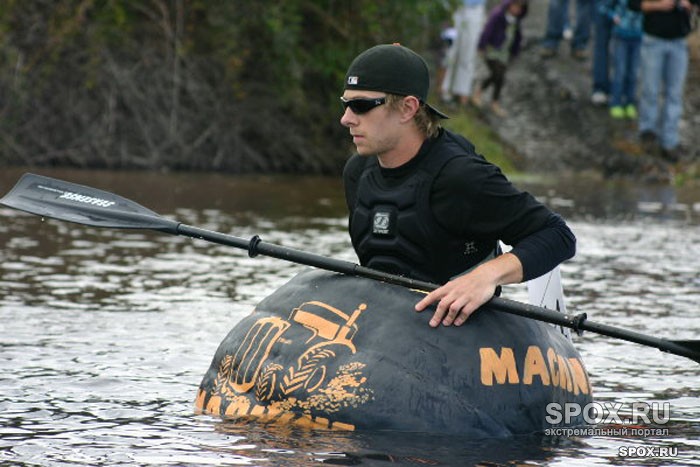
[340,96,386,115]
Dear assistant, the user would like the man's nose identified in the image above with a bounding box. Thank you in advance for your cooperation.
[340,107,356,127]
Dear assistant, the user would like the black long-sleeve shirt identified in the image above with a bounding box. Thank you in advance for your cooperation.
[343,129,576,282]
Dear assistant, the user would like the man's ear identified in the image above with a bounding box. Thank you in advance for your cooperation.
[399,96,421,122]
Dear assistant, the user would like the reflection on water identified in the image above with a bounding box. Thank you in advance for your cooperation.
[1,167,699,466]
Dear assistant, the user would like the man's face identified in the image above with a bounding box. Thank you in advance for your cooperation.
[340,90,402,157]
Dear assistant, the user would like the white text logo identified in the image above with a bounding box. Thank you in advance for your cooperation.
[546,401,670,425]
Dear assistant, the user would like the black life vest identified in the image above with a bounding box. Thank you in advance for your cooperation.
[349,134,497,284]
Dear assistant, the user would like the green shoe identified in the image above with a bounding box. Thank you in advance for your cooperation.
[610,106,625,119]
[625,104,637,119]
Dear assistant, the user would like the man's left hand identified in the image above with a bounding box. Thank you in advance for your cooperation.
[414,253,524,327]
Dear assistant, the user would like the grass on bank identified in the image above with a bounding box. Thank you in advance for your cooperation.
[441,105,519,175]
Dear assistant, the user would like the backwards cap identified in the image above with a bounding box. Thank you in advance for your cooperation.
[344,43,448,119]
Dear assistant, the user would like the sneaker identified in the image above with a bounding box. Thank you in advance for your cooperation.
[625,104,637,119]
[571,49,588,61]
[660,147,682,163]
[610,106,625,119]
[540,47,557,59]
[591,91,608,106]
[640,130,656,144]
[639,130,658,154]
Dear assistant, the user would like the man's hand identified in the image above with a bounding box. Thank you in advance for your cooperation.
[414,253,524,327]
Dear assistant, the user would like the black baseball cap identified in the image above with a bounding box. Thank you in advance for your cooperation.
[344,43,449,119]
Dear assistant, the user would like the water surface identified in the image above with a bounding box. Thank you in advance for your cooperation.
[1,167,698,466]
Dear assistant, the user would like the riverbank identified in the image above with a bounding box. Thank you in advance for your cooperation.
[448,1,700,184]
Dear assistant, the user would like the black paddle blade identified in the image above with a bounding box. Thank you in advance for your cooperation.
[0,173,179,233]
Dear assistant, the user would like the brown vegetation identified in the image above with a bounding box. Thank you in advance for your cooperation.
[0,0,453,174]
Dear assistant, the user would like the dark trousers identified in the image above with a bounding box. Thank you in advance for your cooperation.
[480,59,508,102]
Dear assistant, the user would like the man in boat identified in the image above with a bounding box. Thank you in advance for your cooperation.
[340,43,576,328]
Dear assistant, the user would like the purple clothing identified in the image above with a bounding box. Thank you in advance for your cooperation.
[478,0,529,60]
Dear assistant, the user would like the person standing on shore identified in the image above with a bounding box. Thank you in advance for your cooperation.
[602,0,643,119]
[541,0,595,59]
[630,0,700,162]
[591,0,614,105]
[440,0,487,108]
[472,0,529,117]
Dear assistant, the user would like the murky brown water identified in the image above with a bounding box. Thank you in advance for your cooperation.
[1,167,699,466]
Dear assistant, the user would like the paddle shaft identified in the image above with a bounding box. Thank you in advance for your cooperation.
[176,224,437,291]
[486,297,700,363]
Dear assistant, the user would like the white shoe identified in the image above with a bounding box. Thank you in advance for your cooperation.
[591,91,607,105]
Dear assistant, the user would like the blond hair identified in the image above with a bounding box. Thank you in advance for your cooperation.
[386,94,442,138]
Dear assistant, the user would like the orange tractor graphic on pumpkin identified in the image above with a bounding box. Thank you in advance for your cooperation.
[218,300,368,403]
